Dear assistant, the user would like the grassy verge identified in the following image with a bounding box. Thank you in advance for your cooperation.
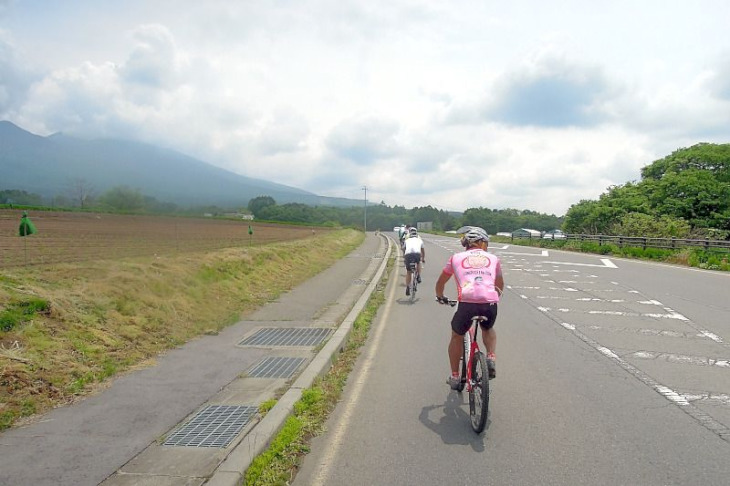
[0,229,363,431]
[243,244,393,486]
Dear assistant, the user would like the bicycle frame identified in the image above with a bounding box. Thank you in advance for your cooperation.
[463,316,485,392]
[407,261,419,299]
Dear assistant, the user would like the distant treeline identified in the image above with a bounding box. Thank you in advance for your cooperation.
[246,195,563,233]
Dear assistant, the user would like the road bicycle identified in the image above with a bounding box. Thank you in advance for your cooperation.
[438,297,490,433]
[407,261,419,301]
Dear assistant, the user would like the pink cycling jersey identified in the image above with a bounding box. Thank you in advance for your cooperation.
[442,248,501,303]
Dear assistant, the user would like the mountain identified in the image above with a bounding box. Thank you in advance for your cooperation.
[0,121,359,208]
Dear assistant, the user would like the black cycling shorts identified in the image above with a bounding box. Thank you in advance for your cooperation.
[404,253,420,270]
[451,302,498,335]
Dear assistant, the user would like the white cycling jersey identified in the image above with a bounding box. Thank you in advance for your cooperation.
[404,236,423,254]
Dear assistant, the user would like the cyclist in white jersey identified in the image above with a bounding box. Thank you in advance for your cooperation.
[403,227,425,296]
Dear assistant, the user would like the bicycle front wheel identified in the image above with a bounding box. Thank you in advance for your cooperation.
[469,351,489,433]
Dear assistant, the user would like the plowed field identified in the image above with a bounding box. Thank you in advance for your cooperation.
[0,210,325,268]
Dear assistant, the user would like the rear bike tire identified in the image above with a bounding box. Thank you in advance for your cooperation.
[469,350,489,433]
[456,332,470,392]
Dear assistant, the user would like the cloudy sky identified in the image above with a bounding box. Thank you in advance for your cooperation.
[2,1,730,215]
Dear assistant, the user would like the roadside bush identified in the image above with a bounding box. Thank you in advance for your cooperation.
[689,251,730,271]
[577,242,616,255]
[0,298,50,332]
[617,247,674,260]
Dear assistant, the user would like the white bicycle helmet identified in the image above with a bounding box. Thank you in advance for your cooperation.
[409,227,418,236]
[458,226,489,247]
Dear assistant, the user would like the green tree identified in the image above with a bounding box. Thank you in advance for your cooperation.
[647,170,730,229]
[641,142,730,182]
[565,143,730,236]
[609,212,691,238]
[0,189,44,206]
[247,196,277,217]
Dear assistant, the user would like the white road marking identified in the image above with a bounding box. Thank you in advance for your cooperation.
[629,351,730,369]
[583,325,711,340]
[601,258,618,268]
[536,307,692,320]
[501,249,549,257]
[683,393,730,406]
[552,320,730,439]
[541,259,617,268]
[702,331,723,343]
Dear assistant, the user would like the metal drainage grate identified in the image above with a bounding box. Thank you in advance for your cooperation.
[239,328,332,347]
[163,405,257,448]
[247,356,306,378]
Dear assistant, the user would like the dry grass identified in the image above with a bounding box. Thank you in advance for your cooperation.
[0,229,363,430]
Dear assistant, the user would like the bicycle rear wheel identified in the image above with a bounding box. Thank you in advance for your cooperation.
[469,350,489,433]
[456,332,470,392]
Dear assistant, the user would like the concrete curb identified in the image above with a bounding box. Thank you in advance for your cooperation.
[206,234,393,486]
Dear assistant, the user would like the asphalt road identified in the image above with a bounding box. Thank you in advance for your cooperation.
[294,233,730,486]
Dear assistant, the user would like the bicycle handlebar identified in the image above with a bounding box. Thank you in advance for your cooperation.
[436,296,457,307]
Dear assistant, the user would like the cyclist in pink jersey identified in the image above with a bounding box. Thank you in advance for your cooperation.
[436,226,503,388]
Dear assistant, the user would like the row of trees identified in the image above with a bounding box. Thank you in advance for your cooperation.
[247,195,563,233]
[2,185,207,216]
[563,143,730,238]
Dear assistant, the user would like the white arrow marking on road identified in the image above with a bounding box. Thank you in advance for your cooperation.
[541,258,617,268]
[500,249,549,256]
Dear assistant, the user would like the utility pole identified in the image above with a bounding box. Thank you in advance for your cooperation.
[362,185,367,232]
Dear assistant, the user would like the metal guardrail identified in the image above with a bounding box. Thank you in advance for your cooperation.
[511,233,730,253]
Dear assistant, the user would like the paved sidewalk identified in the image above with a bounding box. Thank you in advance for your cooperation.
[0,233,390,486]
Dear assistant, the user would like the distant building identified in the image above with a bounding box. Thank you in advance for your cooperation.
[511,228,541,238]
[417,221,433,231]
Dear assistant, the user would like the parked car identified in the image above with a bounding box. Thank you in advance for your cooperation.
[542,229,567,240]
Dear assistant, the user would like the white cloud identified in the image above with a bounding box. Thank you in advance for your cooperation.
[488,59,612,128]
[120,24,185,90]
[325,115,400,165]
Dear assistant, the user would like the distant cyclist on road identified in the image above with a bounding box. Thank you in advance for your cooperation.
[399,224,411,253]
[403,227,425,296]
[435,226,503,388]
